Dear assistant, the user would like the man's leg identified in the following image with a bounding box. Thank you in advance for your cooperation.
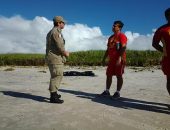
[106,76,112,90]
[99,75,112,96]
[48,64,64,103]
[116,75,123,91]
[112,75,123,99]
[167,76,170,95]
[49,64,63,92]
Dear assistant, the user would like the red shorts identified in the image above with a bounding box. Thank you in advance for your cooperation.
[161,57,170,76]
[106,60,125,76]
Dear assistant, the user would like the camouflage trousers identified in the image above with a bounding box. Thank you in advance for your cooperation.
[48,64,64,92]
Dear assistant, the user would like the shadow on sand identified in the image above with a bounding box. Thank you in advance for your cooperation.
[59,89,170,115]
[0,91,49,103]
[1,89,170,114]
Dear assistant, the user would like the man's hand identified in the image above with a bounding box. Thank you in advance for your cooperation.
[64,51,70,57]
[116,57,121,66]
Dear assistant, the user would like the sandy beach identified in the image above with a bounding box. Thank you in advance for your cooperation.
[0,66,169,130]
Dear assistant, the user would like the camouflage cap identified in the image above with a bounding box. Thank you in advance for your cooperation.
[53,16,66,23]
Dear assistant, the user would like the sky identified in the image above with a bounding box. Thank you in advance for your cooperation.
[0,0,169,53]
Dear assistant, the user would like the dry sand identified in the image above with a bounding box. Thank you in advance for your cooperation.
[0,66,169,130]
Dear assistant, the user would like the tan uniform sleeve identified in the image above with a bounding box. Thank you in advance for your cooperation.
[52,30,65,55]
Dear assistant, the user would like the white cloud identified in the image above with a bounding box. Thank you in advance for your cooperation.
[125,31,140,43]
[0,15,52,53]
[63,24,107,51]
[125,31,154,50]
[0,15,156,54]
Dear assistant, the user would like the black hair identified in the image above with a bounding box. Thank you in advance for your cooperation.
[165,8,170,20]
[114,20,124,28]
[53,22,58,26]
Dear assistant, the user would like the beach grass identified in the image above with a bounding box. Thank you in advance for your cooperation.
[0,50,162,66]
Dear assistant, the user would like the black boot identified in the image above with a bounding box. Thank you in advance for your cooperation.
[56,92,61,98]
[50,92,64,104]
[50,92,61,98]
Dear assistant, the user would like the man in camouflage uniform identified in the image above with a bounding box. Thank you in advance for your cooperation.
[46,16,69,103]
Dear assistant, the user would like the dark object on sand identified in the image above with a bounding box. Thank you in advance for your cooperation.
[64,71,95,76]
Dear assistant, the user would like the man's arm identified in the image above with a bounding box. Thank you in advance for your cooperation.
[116,45,126,65]
[102,49,108,66]
[152,29,163,53]
[119,45,126,57]
[116,33,127,65]
[152,41,163,53]
[53,32,69,57]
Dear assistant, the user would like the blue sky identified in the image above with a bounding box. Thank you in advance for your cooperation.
[0,0,169,35]
[0,0,169,53]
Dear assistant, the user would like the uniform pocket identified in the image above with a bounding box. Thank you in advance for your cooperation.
[49,64,64,77]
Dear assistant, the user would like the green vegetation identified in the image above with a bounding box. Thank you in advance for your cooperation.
[126,50,161,66]
[67,50,104,66]
[0,53,44,66]
[0,50,162,66]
